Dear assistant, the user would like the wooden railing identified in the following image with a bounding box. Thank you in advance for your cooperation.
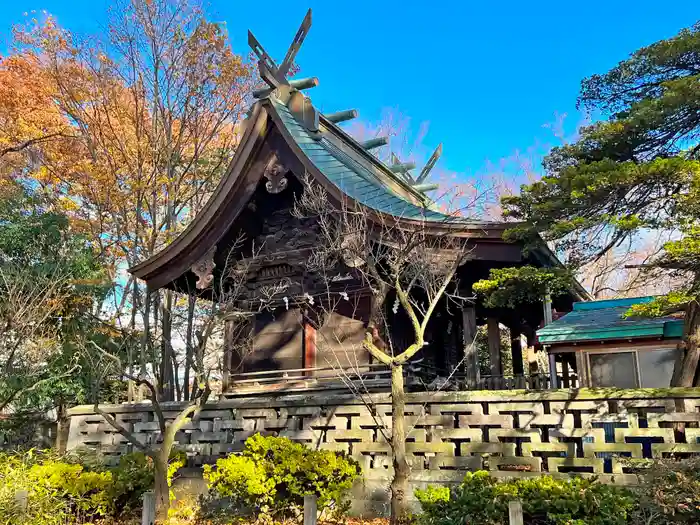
[474,373,578,390]
[224,362,578,395]
[225,363,396,395]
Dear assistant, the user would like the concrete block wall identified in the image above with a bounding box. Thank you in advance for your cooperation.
[66,388,700,515]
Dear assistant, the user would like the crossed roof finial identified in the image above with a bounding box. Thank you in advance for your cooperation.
[391,145,443,192]
[248,9,312,90]
[248,9,442,195]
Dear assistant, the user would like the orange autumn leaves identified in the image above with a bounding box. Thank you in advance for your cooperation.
[0,7,255,266]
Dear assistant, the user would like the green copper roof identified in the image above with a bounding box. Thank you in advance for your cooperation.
[272,98,485,223]
[537,296,684,345]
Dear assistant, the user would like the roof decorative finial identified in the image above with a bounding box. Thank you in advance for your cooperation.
[248,9,312,92]
[248,9,321,137]
[416,143,443,184]
[390,146,442,194]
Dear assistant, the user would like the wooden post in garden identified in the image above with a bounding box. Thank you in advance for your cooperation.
[14,490,28,513]
[304,494,318,525]
[142,491,156,525]
[508,500,524,525]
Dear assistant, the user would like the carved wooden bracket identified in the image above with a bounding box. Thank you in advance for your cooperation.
[192,245,217,290]
[263,155,288,194]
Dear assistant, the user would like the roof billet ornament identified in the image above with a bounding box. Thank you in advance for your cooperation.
[361,137,389,150]
[325,109,358,124]
[389,152,417,183]
[412,182,440,192]
[253,77,319,99]
[390,162,417,173]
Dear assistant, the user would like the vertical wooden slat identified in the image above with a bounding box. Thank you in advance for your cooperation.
[488,317,502,376]
[141,491,155,525]
[575,350,589,387]
[14,490,28,513]
[549,353,559,389]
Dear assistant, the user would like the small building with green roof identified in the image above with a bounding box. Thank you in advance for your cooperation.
[537,297,684,389]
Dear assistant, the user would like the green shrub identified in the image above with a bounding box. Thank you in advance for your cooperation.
[204,434,361,518]
[109,451,156,512]
[28,459,113,518]
[416,471,635,525]
[0,450,71,525]
[0,449,175,524]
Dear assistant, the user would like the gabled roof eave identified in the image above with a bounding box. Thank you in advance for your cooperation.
[128,102,270,288]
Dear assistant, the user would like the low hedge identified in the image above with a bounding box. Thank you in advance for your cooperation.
[203,434,361,518]
[0,449,178,524]
[415,471,634,525]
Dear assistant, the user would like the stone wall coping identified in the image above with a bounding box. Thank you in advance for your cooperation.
[67,387,700,416]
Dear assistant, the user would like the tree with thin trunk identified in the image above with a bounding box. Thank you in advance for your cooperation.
[293,176,482,524]
[0,183,109,423]
[10,0,255,400]
[88,234,289,520]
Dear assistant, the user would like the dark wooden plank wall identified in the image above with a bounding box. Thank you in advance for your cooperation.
[314,296,371,375]
[242,308,304,372]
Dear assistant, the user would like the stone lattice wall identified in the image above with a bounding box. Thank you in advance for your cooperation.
[67,389,700,514]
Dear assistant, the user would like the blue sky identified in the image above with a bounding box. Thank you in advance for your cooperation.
[1,1,697,184]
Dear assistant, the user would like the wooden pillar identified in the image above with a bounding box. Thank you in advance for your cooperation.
[487,317,502,376]
[510,327,524,376]
[222,319,235,392]
[561,358,570,388]
[303,322,317,376]
[548,353,558,389]
[575,351,588,387]
[543,288,555,388]
[543,290,553,325]
[462,305,479,387]
[527,345,539,374]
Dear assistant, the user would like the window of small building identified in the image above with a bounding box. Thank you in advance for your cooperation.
[589,352,638,388]
[637,348,678,388]
[587,347,680,388]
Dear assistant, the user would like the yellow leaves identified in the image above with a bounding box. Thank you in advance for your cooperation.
[58,196,79,212]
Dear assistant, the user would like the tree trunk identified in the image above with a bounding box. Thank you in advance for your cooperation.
[141,289,152,379]
[368,286,390,359]
[676,301,700,387]
[153,449,170,521]
[390,363,410,525]
[184,295,196,401]
[161,290,175,401]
